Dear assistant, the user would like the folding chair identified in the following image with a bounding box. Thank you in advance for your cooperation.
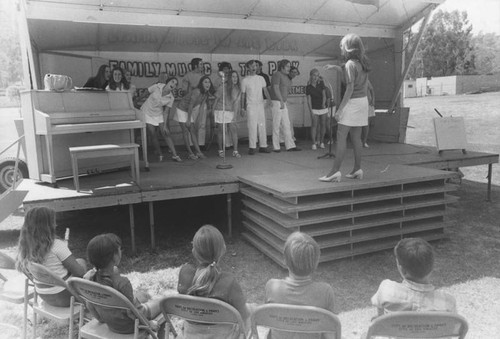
[67,277,163,339]
[365,311,469,339]
[160,294,246,339]
[250,303,341,339]
[0,251,34,339]
[26,262,83,339]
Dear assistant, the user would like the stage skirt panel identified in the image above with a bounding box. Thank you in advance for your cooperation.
[338,96,368,127]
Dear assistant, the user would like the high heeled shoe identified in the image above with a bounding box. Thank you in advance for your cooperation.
[345,169,363,179]
[319,171,341,182]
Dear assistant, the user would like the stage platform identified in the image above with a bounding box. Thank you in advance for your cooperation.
[15,141,498,259]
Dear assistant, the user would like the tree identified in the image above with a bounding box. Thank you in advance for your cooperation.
[471,32,500,75]
[0,1,23,88]
[407,9,474,78]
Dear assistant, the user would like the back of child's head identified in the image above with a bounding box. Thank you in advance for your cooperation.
[187,225,226,296]
[284,232,320,277]
[394,238,434,281]
[87,233,122,270]
[17,207,57,272]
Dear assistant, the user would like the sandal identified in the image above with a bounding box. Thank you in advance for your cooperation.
[218,150,224,158]
[232,151,241,158]
[188,153,198,160]
[171,155,182,162]
[196,152,206,159]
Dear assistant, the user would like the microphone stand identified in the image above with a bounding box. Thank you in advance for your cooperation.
[217,73,232,169]
[318,82,336,159]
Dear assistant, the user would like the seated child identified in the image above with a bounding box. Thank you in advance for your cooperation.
[177,224,250,338]
[265,231,336,339]
[84,233,162,334]
[16,207,87,307]
[371,237,456,317]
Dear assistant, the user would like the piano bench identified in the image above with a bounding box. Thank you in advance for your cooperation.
[69,143,140,192]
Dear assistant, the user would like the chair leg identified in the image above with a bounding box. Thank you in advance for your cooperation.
[23,279,29,339]
[68,296,74,339]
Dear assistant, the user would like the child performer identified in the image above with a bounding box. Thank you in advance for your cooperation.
[84,233,163,334]
[213,70,242,158]
[141,77,182,162]
[265,232,336,339]
[319,33,370,183]
[174,76,215,160]
[177,225,251,338]
[306,68,328,150]
[371,238,456,317]
[16,207,87,307]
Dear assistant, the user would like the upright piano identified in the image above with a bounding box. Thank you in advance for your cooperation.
[21,90,148,184]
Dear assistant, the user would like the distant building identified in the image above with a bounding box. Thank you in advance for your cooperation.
[405,74,500,97]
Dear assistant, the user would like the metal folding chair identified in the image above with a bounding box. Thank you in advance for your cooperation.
[250,303,341,339]
[366,311,469,339]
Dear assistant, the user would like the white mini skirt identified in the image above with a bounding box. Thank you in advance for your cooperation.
[214,110,235,124]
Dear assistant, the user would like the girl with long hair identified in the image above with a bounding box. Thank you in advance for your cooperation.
[141,77,182,162]
[173,76,215,159]
[306,68,328,150]
[16,207,86,307]
[213,70,242,158]
[177,225,250,338]
[106,67,130,91]
[320,33,371,182]
[83,64,111,90]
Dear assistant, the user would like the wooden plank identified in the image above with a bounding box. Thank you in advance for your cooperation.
[243,220,285,253]
[241,232,286,269]
[141,183,239,201]
[242,196,451,228]
[242,210,294,241]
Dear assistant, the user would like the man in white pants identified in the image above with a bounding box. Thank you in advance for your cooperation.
[270,59,301,152]
[241,60,272,155]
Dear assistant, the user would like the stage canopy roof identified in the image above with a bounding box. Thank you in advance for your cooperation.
[22,0,444,58]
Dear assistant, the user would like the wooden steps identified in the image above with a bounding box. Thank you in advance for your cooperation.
[239,165,457,267]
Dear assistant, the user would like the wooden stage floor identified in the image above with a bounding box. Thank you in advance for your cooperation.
[15,141,498,252]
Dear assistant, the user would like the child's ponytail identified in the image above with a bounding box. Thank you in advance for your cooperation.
[86,233,121,287]
[187,225,226,296]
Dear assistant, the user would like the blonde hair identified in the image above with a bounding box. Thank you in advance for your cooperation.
[16,207,57,274]
[284,232,320,276]
[187,225,226,296]
[340,33,371,72]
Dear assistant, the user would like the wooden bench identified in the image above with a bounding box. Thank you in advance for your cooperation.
[69,143,140,192]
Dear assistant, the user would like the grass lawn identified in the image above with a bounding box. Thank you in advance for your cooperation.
[0,92,499,338]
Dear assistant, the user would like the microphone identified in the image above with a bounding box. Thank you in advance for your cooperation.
[219,71,225,78]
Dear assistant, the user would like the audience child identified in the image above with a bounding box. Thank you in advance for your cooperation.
[16,207,87,307]
[83,64,111,90]
[240,59,272,155]
[306,68,328,150]
[371,238,456,317]
[213,70,242,158]
[177,225,251,338]
[174,76,215,160]
[124,69,137,98]
[320,33,370,183]
[84,233,163,334]
[362,79,375,148]
[141,77,181,162]
[106,67,130,91]
[265,232,336,339]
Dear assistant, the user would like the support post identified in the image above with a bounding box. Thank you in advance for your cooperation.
[487,163,492,202]
[226,193,232,238]
[149,202,155,249]
[129,205,136,254]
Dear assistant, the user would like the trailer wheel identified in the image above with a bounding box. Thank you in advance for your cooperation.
[0,158,29,193]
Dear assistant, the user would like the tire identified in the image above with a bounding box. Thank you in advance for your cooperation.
[0,158,29,193]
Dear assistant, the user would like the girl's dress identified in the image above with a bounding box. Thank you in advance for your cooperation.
[338,59,369,127]
[140,83,175,126]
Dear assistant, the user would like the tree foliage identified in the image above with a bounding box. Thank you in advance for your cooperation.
[471,32,500,75]
[0,1,22,88]
[407,9,475,78]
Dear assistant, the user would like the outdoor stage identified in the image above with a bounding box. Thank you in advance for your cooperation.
[16,141,498,262]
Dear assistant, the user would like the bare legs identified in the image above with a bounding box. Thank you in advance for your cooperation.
[318,114,327,145]
[179,122,202,158]
[311,114,318,147]
[218,122,239,155]
[325,124,363,177]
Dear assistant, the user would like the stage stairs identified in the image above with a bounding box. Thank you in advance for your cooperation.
[239,164,458,267]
